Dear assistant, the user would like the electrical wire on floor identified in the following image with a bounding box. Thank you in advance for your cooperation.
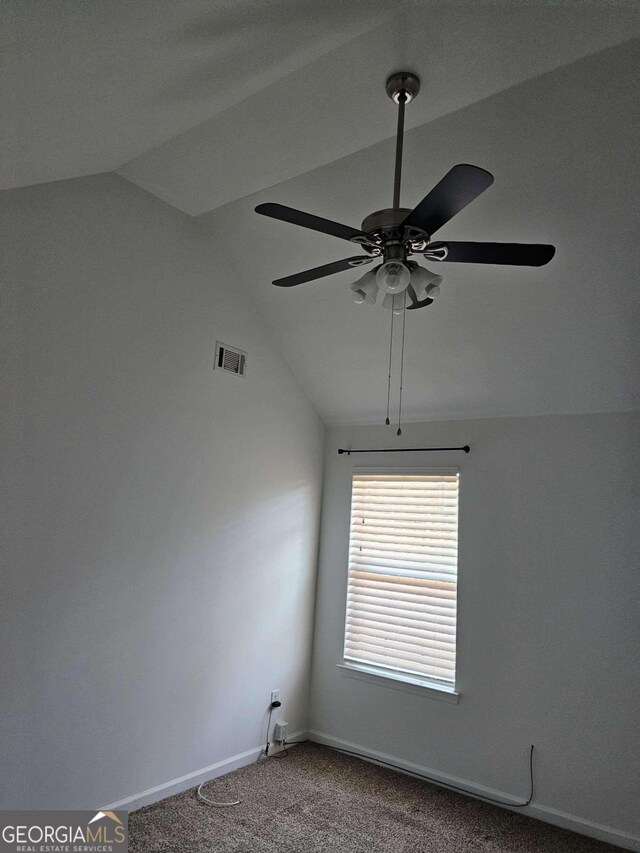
[197,702,281,808]
[270,745,289,759]
[271,740,535,809]
[196,781,241,808]
[269,737,304,759]
[268,733,314,759]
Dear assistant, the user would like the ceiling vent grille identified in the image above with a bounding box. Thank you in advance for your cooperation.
[215,341,247,377]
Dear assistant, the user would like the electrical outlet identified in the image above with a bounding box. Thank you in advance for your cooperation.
[270,690,280,705]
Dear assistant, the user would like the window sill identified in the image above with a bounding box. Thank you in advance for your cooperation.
[337,662,460,704]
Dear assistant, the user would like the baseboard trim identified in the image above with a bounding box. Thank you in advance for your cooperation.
[102,730,309,813]
[308,730,639,852]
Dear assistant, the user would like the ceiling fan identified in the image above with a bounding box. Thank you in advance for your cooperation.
[255,71,555,311]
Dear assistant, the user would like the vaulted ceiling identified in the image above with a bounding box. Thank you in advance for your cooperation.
[3,1,639,425]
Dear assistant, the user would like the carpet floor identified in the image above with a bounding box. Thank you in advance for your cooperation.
[129,743,621,852]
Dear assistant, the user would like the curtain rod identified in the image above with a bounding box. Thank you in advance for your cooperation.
[338,445,470,455]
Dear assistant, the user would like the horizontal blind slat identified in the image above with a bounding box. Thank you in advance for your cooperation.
[348,587,457,610]
[349,570,455,589]
[352,553,456,565]
[350,559,456,579]
[347,625,455,657]
[352,501,457,510]
[349,576,456,599]
[352,513,458,526]
[353,533,458,545]
[344,650,454,682]
[347,612,457,636]
[352,537,456,549]
[348,620,455,637]
[348,604,456,630]
[345,648,455,676]
[348,589,456,616]
[345,637,456,665]
[353,480,458,488]
[349,565,455,584]
[349,577,457,599]
[351,514,458,528]
[351,545,457,562]
[354,476,458,481]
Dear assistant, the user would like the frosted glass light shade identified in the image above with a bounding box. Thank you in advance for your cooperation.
[425,282,441,299]
[376,261,410,294]
[410,265,443,301]
[382,292,407,314]
[350,269,378,305]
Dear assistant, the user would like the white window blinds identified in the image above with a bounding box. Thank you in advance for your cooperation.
[344,471,459,685]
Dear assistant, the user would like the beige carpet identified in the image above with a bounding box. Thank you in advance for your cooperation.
[129,742,621,852]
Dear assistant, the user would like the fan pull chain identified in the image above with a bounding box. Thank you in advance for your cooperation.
[385,294,396,425]
[397,299,407,436]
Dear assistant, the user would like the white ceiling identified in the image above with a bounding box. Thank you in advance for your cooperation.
[119,2,640,215]
[3,2,639,425]
[1,0,394,190]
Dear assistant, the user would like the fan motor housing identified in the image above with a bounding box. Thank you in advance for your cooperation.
[361,208,411,233]
[361,208,430,257]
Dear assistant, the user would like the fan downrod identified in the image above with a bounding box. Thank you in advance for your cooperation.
[385,72,420,104]
[386,73,420,210]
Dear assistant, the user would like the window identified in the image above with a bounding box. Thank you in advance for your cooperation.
[343,470,459,689]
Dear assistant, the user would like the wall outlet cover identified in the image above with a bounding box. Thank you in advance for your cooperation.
[274,722,288,743]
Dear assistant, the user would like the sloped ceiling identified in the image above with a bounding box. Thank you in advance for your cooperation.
[1,0,395,190]
[202,39,640,425]
[119,3,640,215]
[3,1,639,425]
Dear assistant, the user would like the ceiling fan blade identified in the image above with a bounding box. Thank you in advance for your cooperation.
[406,285,434,310]
[272,256,373,287]
[402,165,494,236]
[426,241,556,266]
[256,203,370,245]
[406,296,434,311]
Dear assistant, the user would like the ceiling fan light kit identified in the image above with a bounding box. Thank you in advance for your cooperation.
[256,71,555,430]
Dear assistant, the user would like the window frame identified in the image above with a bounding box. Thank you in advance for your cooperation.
[339,466,461,703]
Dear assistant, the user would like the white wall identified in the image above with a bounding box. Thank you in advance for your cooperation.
[0,173,325,809]
[310,413,640,846]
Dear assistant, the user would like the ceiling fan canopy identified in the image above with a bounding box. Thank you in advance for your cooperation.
[255,71,555,308]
